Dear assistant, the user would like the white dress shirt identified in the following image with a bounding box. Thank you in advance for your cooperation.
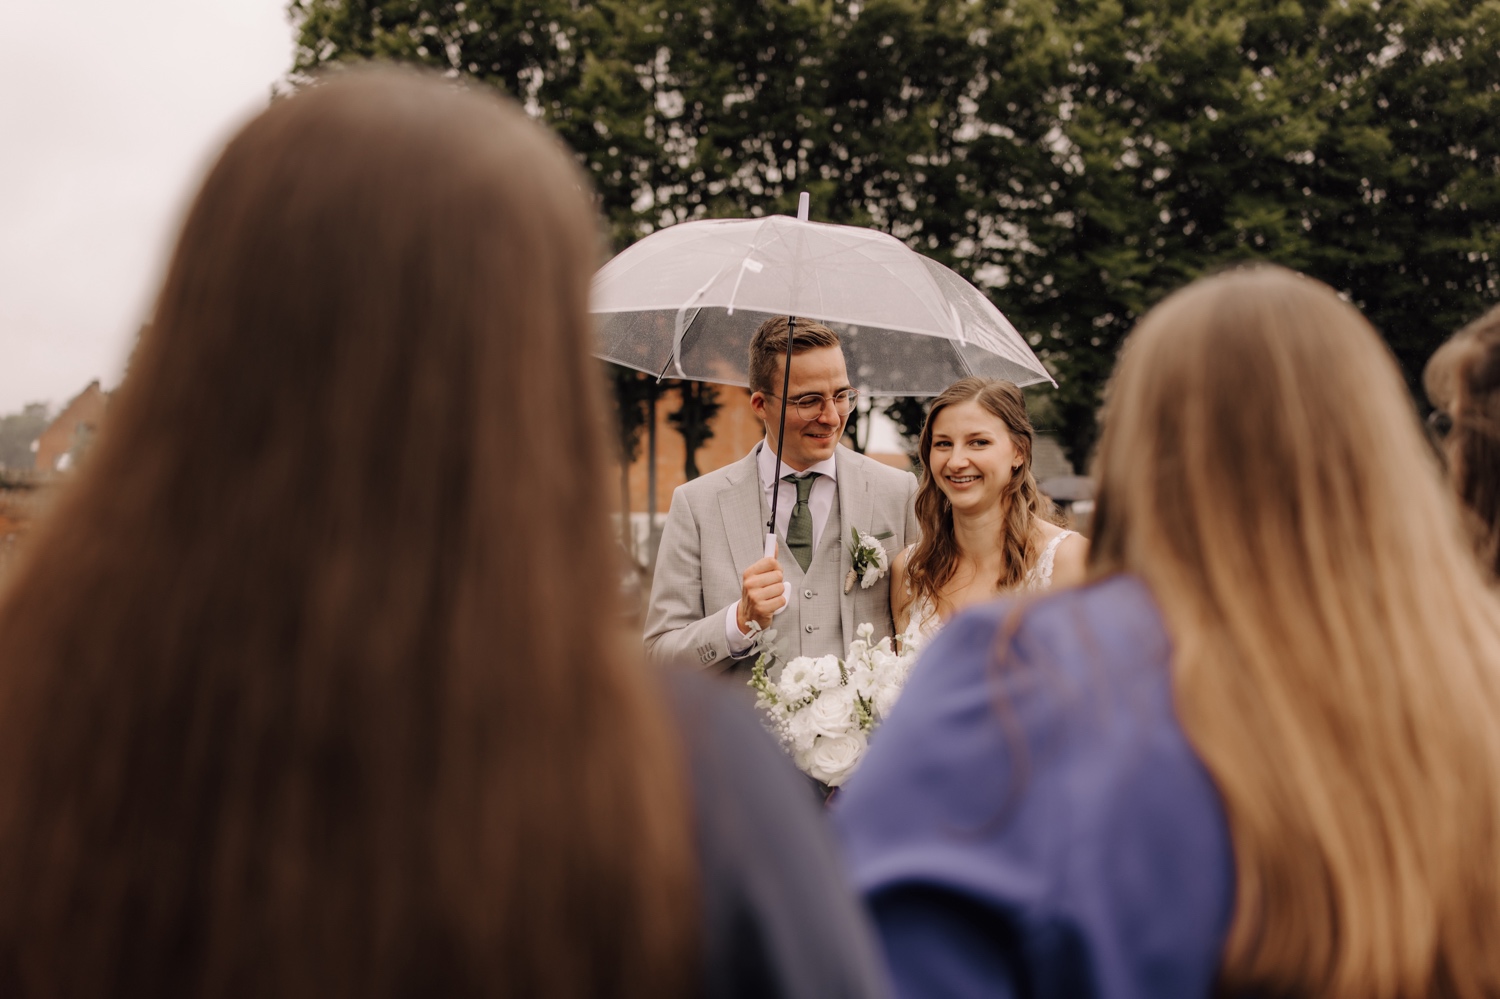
[724,440,839,655]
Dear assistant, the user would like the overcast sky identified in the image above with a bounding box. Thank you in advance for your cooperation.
[0,0,295,415]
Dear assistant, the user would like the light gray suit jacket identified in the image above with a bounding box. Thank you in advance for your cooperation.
[644,444,920,671]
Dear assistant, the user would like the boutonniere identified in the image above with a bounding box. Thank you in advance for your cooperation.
[844,528,893,593]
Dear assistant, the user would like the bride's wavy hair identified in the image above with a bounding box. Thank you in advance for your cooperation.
[0,70,695,998]
[1425,303,1500,580]
[906,377,1049,610]
[1090,265,1500,997]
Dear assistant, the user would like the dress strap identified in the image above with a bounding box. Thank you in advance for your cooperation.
[1041,530,1074,559]
[1030,530,1075,589]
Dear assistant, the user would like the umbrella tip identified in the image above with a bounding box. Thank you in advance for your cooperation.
[797,191,810,221]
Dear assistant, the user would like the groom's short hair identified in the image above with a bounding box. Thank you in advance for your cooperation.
[748,317,841,396]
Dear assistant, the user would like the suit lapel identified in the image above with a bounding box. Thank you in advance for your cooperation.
[719,448,765,573]
[835,447,871,644]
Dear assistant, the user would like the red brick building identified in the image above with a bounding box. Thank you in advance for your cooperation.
[34,381,107,473]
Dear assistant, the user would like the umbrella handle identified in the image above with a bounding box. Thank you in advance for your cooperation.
[763,533,790,617]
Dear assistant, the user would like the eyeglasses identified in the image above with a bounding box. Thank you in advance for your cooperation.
[767,389,860,420]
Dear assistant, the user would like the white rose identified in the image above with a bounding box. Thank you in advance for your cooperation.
[807,732,868,786]
[811,654,844,689]
[805,686,856,737]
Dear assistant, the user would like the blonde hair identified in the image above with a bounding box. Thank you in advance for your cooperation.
[1090,265,1500,997]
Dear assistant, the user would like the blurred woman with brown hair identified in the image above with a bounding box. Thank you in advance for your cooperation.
[0,70,886,999]
[890,377,1086,646]
[837,266,1500,998]
[1425,303,1500,579]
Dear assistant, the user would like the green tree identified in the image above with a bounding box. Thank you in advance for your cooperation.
[963,0,1500,463]
[606,364,656,554]
[667,379,721,479]
[0,403,49,471]
[291,0,1500,466]
[842,393,875,454]
[289,0,992,246]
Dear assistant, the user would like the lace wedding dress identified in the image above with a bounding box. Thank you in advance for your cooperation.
[903,530,1076,647]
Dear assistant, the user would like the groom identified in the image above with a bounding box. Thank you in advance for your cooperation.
[644,317,919,675]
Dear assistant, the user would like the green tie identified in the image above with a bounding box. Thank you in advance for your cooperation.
[782,472,820,573]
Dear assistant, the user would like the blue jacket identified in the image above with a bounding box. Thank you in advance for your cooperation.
[833,575,1234,999]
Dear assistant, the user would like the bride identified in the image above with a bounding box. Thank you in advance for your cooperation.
[891,377,1089,645]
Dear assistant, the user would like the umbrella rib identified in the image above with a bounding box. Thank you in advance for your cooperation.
[952,338,976,379]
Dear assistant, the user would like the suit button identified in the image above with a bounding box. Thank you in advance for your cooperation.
[805,624,815,633]
[804,589,814,599]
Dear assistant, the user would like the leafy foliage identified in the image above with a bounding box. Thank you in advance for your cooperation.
[605,364,656,553]
[291,0,1500,465]
[667,379,721,479]
[607,364,655,468]
[965,0,1500,461]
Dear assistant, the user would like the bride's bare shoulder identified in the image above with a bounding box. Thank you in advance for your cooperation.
[1035,517,1065,540]
[1046,524,1090,588]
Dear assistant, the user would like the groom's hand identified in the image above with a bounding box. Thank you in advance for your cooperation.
[738,557,786,633]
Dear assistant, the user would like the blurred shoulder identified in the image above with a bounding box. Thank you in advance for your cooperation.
[913,575,1166,694]
[1009,574,1164,664]
[661,668,892,999]
[660,668,829,837]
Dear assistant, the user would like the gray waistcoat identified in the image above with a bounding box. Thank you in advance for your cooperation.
[760,485,846,664]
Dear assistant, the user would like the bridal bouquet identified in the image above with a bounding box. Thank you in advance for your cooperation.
[748,623,922,787]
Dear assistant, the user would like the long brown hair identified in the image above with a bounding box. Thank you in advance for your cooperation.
[907,377,1048,608]
[1090,265,1500,997]
[0,70,695,998]
[1425,303,1500,579]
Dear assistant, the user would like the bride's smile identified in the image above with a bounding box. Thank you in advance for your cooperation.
[928,400,1021,513]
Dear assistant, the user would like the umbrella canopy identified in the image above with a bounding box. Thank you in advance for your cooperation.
[592,213,1053,395]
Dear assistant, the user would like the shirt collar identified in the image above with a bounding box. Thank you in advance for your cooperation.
[756,438,838,488]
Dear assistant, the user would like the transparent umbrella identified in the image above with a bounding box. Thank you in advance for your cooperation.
[591,193,1053,558]
[592,194,1053,395]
